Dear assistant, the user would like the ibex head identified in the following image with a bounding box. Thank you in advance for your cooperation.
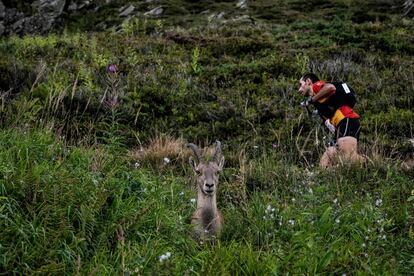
[187,141,225,196]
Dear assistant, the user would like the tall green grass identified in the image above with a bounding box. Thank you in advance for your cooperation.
[1,128,412,274]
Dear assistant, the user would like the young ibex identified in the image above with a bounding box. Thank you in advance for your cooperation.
[187,141,225,241]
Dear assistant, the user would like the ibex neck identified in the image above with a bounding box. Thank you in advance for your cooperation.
[197,192,218,213]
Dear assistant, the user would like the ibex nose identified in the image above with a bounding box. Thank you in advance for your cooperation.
[205,183,214,188]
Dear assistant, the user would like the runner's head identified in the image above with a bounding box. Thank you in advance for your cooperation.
[299,73,319,96]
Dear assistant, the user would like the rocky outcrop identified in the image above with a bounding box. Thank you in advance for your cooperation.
[119,5,135,17]
[11,15,56,35]
[144,7,163,16]
[0,0,5,35]
[0,0,96,35]
[236,0,247,9]
[0,0,67,35]
[0,0,4,19]
[34,0,67,18]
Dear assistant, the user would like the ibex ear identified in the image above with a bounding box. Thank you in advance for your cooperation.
[217,156,225,171]
[189,157,198,172]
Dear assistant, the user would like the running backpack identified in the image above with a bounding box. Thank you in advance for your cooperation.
[328,82,357,109]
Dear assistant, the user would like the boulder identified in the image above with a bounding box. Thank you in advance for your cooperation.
[144,7,163,16]
[0,0,5,19]
[0,0,4,36]
[236,0,248,9]
[11,15,54,35]
[33,0,67,18]
[208,12,225,21]
[68,2,78,12]
[119,5,135,17]
[3,8,25,26]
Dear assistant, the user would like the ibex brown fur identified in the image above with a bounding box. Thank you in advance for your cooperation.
[187,141,224,241]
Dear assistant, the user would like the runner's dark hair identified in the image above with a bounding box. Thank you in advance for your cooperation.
[301,73,320,83]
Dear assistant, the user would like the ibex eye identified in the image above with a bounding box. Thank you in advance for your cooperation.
[195,170,202,176]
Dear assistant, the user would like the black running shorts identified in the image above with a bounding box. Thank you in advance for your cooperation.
[336,118,361,140]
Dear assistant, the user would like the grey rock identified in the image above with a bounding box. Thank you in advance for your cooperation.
[0,22,4,36]
[94,21,107,30]
[119,5,135,17]
[0,0,5,19]
[11,15,54,35]
[4,8,25,25]
[216,12,225,19]
[34,0,67,18]
[144,7,163,16]
[236,0,248,9]
[77,0,91,10]
[208,12,225,21]
[68,2,77,12]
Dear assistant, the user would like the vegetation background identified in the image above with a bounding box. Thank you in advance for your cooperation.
[0,0,413,274]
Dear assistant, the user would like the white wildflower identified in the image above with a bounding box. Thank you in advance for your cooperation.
[266,204,272,212]
[253,145,259,149]
[134,162,140,168]
[362,243,366,247]
[179,191,184,196]
[375,199,383,207]
[288,219,295,225]
[163,157,170,164]
[291,198,296,203]
[333,198,338,204]
[159,252,172,262]
[335,218,340,224]
[190,198,196,203]
[306,169,314,178]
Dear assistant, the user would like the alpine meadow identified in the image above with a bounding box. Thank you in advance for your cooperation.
[0,0,413,274]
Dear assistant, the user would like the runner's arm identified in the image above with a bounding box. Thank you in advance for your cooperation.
[311,83,336,102]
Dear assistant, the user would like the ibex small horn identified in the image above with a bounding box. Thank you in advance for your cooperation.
[212,141,222,163]
[187,143,204,162]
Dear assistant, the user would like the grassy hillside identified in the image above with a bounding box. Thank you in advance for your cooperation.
[1,0,413,274]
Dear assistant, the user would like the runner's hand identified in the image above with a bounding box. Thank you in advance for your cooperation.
[300,98,313,107]
[324,119,336,133]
